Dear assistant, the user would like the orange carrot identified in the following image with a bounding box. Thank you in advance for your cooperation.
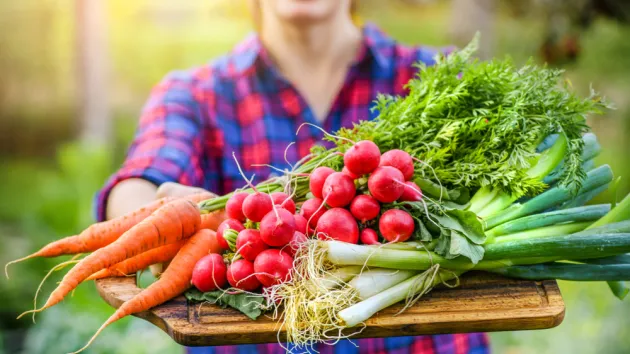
[4,192,213,278]
[4,192,214,278]
[87,210,226,281]
[71,229,219,354]
[86,241,186,280]
[4,197,174,278]
[200,210,227,230]
[22,199,201,316]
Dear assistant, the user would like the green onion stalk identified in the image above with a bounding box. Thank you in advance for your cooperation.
[274,225,630,343]
[582,193,630,299]
[321,229,630,272]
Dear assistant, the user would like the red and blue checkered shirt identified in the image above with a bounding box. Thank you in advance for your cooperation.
[95,23,490,354]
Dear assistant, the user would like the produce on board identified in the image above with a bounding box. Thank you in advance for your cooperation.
[4,35,630,353]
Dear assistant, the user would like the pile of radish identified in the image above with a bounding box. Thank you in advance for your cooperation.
[307,141,421,245]
[192,190,304,293]
[190,140,424,294]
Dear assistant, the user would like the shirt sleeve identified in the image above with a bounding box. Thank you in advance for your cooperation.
[93,71,208,222]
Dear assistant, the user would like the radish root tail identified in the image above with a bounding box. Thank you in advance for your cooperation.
[232,152,258,192]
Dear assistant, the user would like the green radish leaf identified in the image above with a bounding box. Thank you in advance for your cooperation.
[185,289,266,320]
[417,220,433,242]
[436,209,486,244]
[416,178,451,200]
[449,230,485,264]
[442,201,469,210]
[434,231,451,256]
[414,178,470,204]
[454,187,471,205]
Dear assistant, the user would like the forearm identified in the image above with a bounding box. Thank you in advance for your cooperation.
[105,178,158,220]
[105,179,213,221]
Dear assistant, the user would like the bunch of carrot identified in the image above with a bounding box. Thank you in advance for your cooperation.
[5,191,227,353]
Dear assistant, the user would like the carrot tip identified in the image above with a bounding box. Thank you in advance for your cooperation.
[17,307,44,320]
[4,254,37,279]
[68,321,110,354]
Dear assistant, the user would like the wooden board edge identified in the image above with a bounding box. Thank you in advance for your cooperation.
[95,274,567,347]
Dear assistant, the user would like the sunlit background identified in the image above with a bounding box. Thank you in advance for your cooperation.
[1,0,629,353]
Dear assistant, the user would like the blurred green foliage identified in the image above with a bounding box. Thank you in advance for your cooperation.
[1,1,629,354]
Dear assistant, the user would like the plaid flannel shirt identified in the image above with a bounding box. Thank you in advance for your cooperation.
[95,22,490,354]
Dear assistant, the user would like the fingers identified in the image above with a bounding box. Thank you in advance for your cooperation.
[156,182,213,199]
[149,264,163,278]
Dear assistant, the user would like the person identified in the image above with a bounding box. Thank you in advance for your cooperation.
[95,0,490,353]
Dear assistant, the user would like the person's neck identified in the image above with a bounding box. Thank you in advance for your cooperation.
[260,15,362,74]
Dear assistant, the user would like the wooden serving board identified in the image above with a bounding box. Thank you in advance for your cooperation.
[95,272,565,347]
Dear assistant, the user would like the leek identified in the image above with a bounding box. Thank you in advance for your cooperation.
[488,222,592,244]
[339,269,462,328]
[583,194,630,299]
[348,268,417,300]
[485,204,610,238]
[484,164,613,229]
[488,263,630,281]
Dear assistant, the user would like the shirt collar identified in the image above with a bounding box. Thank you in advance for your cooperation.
[228,22,393,76]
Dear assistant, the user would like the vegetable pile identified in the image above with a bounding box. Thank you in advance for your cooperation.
[5,35,630,353]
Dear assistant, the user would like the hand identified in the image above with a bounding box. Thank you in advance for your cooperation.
[156,181,216,199]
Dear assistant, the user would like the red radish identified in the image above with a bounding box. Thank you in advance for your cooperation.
[368,166,405,203]
[379,149,414,181]
[191,254,227,292]
[294,214,309,235]
[300,198,327,228]
[342,166,360,180]
[254,249,294,287]
[225,192,248,222]
[217,219,245,250]
[227,259,261,291]
[344,140,381,176]
[322,172,356,207]
[379,209,415,242]
[309,167,335,199]
[349,195,381,222]
[242,192,273,222]
[271,192,296,214]
[287,231,308,257]
[360,228,380,245]
[235,229,268,262]
[399,181,423,202]
[259,208,296,247]
[316,208,359,244]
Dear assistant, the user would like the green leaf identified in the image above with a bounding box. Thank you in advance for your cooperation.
[434,231,451,256]
[436,209,486,244]
[415,219,433,242]
[416,178,452,200]
[449,231,485,264]
[185,289,266,320]
[454,187,471,204]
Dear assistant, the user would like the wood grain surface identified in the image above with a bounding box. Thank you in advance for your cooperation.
[95,271,565,347]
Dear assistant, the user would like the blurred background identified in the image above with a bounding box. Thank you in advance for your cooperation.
[1,0,629,353]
